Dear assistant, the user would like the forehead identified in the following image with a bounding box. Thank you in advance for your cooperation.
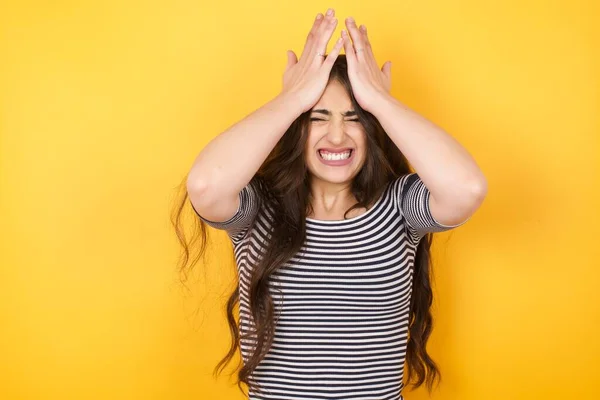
[312,80,352,111]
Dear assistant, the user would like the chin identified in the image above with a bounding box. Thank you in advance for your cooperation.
[310,167,359,184]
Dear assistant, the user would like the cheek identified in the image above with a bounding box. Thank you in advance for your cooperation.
[356,138,368,163]
[304,133,320,158]
[304,143,316,162]
[354,132,367,151]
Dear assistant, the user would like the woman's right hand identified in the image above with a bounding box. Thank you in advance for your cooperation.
[281,8,344,114]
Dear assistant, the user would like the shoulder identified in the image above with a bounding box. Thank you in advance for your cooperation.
[388,173,419,198]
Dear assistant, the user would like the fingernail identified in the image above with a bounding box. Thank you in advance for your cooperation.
[326,8,333,16]
[347,16,354,23]
[316,13,322,20]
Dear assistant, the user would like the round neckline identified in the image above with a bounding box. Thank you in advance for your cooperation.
[305,188,387,225]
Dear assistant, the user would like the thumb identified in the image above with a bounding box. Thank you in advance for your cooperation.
[381,61,392,80]
[286,50,298,71]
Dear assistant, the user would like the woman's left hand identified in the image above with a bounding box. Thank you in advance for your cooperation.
[342,17,392,114]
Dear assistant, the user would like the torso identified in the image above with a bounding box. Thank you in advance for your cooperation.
[236,181,413,400]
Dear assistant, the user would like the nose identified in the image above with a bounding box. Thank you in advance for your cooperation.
[326,119,346,145]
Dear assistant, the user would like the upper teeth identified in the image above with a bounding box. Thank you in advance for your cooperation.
[319,150,351,160]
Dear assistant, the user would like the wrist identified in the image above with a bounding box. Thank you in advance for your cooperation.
[275,91,307,116]
[370,93,411,118]
[371,92,397,111]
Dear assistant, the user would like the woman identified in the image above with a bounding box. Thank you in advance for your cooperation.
[174,8,487,400]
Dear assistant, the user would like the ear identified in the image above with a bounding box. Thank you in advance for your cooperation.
[286,50,298,71]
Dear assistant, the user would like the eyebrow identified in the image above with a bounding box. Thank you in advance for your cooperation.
[311,109,357,117]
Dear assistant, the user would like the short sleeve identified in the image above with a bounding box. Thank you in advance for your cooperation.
[394,173,469,244]
[193,180,260,243]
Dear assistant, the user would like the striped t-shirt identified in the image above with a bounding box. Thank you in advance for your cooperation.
[195,173,465,400]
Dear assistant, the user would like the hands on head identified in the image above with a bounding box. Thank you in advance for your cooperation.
[282,8,393,114]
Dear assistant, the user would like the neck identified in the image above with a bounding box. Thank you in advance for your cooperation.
[307,177,355,216]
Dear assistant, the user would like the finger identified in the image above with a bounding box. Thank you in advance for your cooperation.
[322,36,344,69]
[299,12,326,62]
[314,11,338,64]
[359,24,382,74]
[359,25,375,61]
[345,17,366,61]
[285,50,298,72]
[341,30,357,68]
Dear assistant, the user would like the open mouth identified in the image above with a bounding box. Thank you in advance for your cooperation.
[317,149,353,161]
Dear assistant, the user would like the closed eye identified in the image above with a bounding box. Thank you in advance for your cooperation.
[310,118,361,122]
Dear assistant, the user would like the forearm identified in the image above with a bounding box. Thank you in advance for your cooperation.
[372,94,487,205]
[187,93,303,200]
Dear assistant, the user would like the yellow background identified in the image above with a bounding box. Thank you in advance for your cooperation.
[1,1,598,399]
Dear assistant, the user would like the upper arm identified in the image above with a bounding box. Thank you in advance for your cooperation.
[188,180,260,243]
[394,173,471,244]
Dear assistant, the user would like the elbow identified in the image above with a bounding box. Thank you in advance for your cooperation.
[187,170,230,209]
[186,173,213,207]
[447,178,488,224]
[471,176,488,201]
[463,176,488,210]
[186,169,211,194]
[446,176,488,209]
[431,174,488,208]
[186,175,216,216]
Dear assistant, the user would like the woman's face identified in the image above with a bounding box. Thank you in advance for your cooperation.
[304,80,367,185]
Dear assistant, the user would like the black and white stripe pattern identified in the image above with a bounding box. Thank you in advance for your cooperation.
[196,173,465,400]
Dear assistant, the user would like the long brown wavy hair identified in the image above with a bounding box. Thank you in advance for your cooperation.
[171,54,442,397]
